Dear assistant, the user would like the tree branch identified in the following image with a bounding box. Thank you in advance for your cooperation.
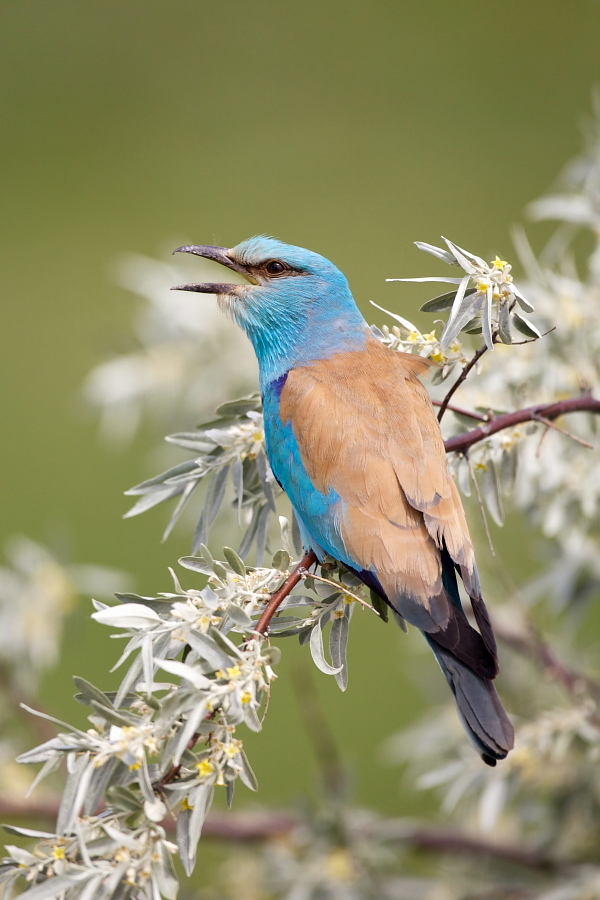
[0,796,557,870]
[437,344,489,422]
[444,394,600,455]
[254,551,317,635]
[495,622,600,701]
[432,400,488,422]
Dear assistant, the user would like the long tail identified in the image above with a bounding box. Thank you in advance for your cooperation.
[425,637,514,766]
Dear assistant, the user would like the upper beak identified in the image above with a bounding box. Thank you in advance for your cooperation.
[170,244,255,294]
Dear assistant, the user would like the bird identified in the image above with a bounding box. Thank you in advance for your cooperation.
[172,235,514,765]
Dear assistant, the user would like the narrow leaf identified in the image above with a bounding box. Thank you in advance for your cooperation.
[309,620,343,675]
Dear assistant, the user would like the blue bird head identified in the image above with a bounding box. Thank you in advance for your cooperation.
[172,236,368,387]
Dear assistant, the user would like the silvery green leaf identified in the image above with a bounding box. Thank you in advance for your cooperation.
[482,284,494,351]
[223,547,246,577]
[226,778,235,808]
[414,241,459,265]
[330,612,349,692]
[271,549,290,571]
[309,620,343,675]
[105,785,144,813]
[185,782,215,873]
[173,701,209,764]
[25,753,63,797]
[153,841,178,900]
[155,658,212,690]
[178,555,213,576]
[237,504,262,560]
[278,516,292,553]
[497,301,512,344]
[77,875,107,900]
[500,448,518,495]
[57,753,92,834]
[73,677,114,710]
[162,479,197,541]
[166,431,219,451]
[123,484,183,519]
[238,750,259,791]
[430,364,453,385]
[176,807,195,877]
[18,705,88,740]
[254,502,271,565]
[298,626,312,646]
[440,293,485,350]
[207,464,231,526]
[369,590,388,623]
[115,654,143,709]
[420,288,477,313]
[215,394,261,417]
[442,237,486,270]
[210,627,243,659]
[242,702,262,732]
[225,603,253,629]
[213,561,228,581]
[510,281,534,311]
[138,755,157,804]
[481,462,504,526]
[513,311,542,339]
[141,632,154,693]
[440,275,472,348]
[186,631,233,670]
[266,616,307,634]
[199,544,214,567]
[125,459,200,494]
[256,449,277,511]
[370,302,420,332]
[456,457,472,497]
[232,458,244,523]
[85,758,119,815]
[2,825,57,839]
[91,603,161,629]
[17,738,73,765]
[13,872,94,899]
[385,276,463,285]
[291,514,303,556]
[88,701,134,728]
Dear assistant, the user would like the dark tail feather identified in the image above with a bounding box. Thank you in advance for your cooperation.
[425,637,514,766]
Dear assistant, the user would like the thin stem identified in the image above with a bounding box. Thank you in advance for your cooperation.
[444,393,600,455]
[533,412,594,449]
[254,550,317,635]
[495,622,600,701]
[466,455,495,556]
[432,400,488,422]
[437,343,489,422]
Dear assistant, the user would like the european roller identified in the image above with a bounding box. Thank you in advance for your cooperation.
[172,236,514,765]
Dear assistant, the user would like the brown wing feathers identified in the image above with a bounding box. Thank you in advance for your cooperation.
[279,335,498,680]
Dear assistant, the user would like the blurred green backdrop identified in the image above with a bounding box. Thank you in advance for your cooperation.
[1,0,600,821]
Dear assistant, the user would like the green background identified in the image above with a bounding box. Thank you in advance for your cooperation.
[1,0,599,823]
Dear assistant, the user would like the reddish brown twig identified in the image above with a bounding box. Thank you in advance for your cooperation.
[444,394,600,455]
[432,400,488,422]
[437,344,490,422]
[495,623,600,701]
[254,550,317,635]
[0,794,557,870]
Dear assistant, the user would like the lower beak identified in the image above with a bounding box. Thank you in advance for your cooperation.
[170,244,254,294]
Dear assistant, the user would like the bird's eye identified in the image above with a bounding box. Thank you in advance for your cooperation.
[264,260,287,276]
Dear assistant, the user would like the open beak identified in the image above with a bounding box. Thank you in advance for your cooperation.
[171,244,255,294]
